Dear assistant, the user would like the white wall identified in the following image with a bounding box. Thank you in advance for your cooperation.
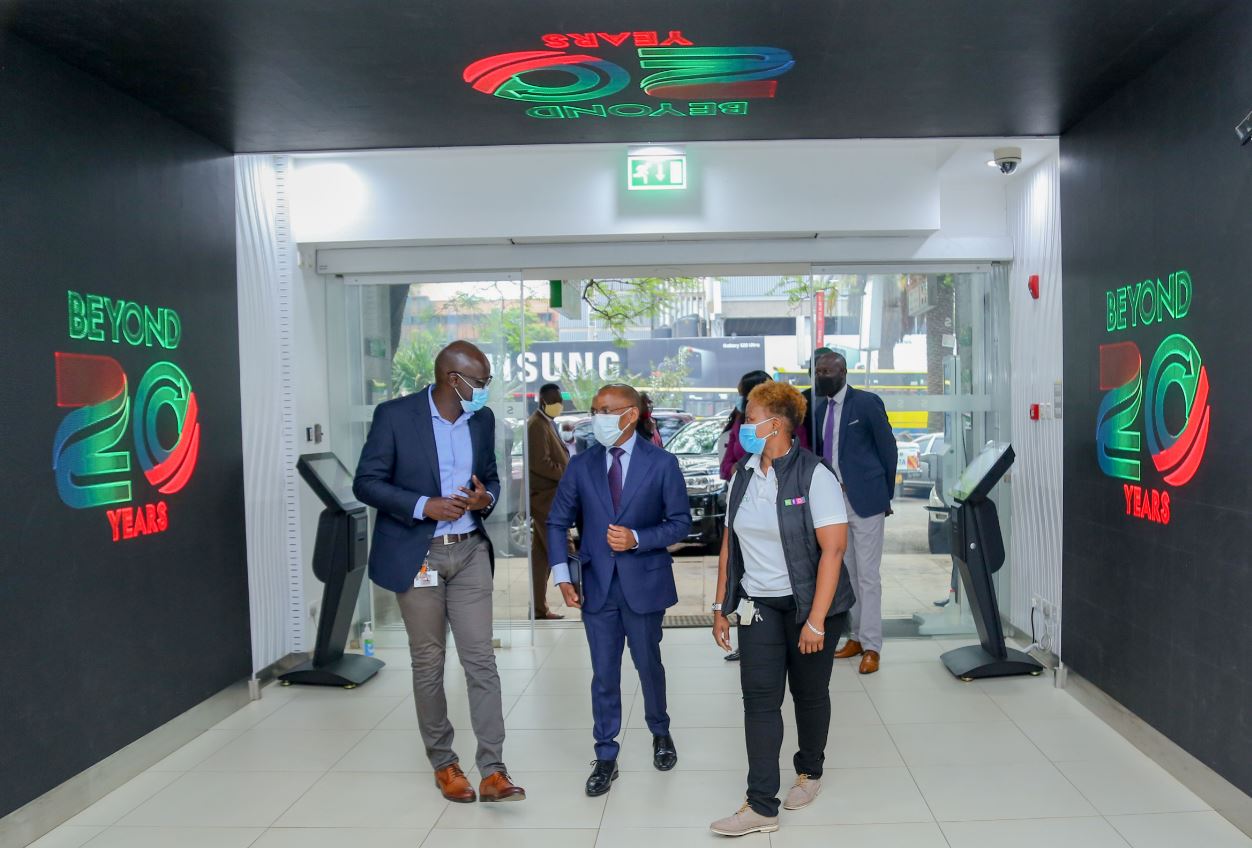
[1006,154,1065,655]
[236,154,307,671]
[286,139,1064,275]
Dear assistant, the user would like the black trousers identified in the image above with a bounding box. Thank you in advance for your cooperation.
[737,595,847,817]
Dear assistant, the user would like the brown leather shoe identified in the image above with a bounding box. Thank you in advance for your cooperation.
[859,650,880,674]
[434,763,476,803]
[834,639,864,659]
[479,770,526,802]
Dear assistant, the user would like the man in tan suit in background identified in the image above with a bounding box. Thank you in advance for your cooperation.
[528,382,571,619]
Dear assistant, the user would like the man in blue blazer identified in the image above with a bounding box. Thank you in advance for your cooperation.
[547,383,691,797]
[353,340,525,804]
[808,350,897,675]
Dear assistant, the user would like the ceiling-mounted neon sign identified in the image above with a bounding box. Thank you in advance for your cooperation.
[463,30,795,121]
[53,290,201,542]
[1096,270,1210,526]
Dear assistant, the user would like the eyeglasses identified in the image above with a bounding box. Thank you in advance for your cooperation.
[590,405,636,415]
[451,371,493,390]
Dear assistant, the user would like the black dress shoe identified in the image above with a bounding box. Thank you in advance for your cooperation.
[653,734,678,771]
[585,759,619,797]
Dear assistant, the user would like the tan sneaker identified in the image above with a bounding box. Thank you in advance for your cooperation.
[783,773,821,810]
[710,801,779,836]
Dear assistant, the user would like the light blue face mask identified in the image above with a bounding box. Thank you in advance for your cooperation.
[737,417,778,455]
[735,396,746,412]
[593,411,630,447]
[453,374,490,413]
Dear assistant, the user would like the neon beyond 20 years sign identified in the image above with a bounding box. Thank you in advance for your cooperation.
[462,29,795,120]
[1096,270,1211,525]
[52,291,200,542]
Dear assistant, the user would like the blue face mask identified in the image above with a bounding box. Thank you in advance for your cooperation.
[735,396,746,412]
[738,417,778,455]
[453,375,490,413]
[593,411,632,447]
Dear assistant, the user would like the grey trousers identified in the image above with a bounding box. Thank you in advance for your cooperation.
[842,494,886,653]
[394,534,506,775]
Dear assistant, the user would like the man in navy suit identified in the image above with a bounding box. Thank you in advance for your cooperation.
[353,340,526,804]
[547,383,691,797]
[808,350,897,675]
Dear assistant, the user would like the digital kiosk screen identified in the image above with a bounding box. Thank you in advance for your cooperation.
[298,453,363,512]
[951,442,1014,504]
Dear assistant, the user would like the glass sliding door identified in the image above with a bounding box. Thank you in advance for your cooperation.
[808,266,1011,634]
[332,275,533,647]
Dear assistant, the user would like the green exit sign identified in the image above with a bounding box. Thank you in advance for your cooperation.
[627,154,687,191]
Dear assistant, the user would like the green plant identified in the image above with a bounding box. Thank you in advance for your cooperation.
[638,347,693,409]
[398,328,448,395]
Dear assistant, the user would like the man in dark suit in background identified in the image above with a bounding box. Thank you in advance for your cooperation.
[353,340,526,803]
[527,382,570,620]
[808,350,897,675]
[547,383,691,797]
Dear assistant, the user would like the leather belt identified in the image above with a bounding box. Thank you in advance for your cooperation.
[434,530,480,546]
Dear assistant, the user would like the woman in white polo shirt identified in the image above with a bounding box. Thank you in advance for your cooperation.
[709,380,853,838]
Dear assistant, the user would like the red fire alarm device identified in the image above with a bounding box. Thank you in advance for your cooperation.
[1028,274,1040,299]
[1029,403,1041,420]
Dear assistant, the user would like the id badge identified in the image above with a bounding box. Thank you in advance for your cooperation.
[413,566,439,589]
[736,598,757,626]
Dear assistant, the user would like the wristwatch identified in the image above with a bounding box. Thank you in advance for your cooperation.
[711,603,723,613]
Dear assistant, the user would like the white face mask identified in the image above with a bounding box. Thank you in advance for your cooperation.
[592,411,632,447]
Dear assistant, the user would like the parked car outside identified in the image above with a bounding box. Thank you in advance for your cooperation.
[896,439,922,495]
[665,418,728,550]
[925,456,953,554]
[901,431,946,496]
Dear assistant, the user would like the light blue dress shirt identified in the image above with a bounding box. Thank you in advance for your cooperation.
[413,387,493,535]
[552,434,641,586]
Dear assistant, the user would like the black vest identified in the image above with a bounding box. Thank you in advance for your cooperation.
[721,443,857,624]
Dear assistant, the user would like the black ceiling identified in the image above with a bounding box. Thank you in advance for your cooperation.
[1,0,1229,153]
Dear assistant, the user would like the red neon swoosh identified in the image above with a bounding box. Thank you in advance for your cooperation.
[1152,366,1209,475]
[463,51,561,83]
[144,392,199,488]
[1162,405,1209,487]
[464,52,594,92]
[158,422,200,494]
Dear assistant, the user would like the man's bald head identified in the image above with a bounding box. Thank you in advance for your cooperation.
[435,340,491,387]
[814,349,845,370]
[594,383,640,410]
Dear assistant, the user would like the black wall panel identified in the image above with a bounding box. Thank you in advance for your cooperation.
[1060,2,1252,794]
[0,35,247,817]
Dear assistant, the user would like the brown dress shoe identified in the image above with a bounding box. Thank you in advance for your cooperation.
[834,639,864,659]
[859,650,880,674]
[434,763,476,803]
[479,770,526,802]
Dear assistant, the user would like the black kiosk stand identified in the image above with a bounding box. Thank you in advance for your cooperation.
[940,443,1043,682]
[280,453,385,688]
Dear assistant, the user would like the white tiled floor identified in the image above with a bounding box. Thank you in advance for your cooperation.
[30,630,1252,848]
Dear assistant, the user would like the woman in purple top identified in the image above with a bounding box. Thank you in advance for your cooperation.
[721,371,810,480]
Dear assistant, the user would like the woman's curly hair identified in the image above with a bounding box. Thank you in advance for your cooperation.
[747,380,808,432]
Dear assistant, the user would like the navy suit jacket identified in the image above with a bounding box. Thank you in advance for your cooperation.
[811,386,898,517]
[546,436,691,615]
[352,389,500,594]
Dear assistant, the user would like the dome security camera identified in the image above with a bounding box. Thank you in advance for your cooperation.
[988,146,1022,175]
